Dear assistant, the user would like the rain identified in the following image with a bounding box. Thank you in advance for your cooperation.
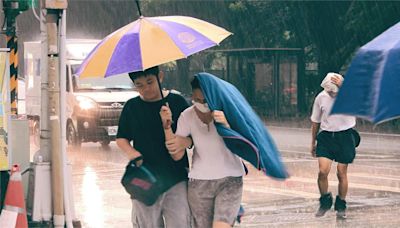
[0,1,399,227]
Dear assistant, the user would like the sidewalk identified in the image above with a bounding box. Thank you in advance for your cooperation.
[264,116,400,135]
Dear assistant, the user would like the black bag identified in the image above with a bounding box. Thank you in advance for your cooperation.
[121,157,163,206]
[351,128,361,148]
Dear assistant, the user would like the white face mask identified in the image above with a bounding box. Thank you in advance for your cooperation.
[324,83,339,93]
[192,101,210,113]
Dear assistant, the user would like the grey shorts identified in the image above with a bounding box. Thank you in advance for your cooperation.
[188,176,243,227]
[132,181,191,228]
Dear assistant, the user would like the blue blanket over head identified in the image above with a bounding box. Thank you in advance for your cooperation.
[196,73,288,179]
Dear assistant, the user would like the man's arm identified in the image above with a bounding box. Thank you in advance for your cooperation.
[160,105,192,161]
[311,122,320,158]
[163,128,192,161]
[116,138,143,166]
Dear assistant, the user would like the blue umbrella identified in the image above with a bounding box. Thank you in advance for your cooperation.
[331,22,400,124]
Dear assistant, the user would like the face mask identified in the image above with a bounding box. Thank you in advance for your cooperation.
[324,83,339,93]
[192,101,210,113]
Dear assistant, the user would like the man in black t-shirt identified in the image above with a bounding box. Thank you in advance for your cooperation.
[116,66,192,228]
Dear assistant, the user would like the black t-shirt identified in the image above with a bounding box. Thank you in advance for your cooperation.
[117,93,189,193]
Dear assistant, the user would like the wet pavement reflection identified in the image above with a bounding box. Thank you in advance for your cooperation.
[43,126,400,227]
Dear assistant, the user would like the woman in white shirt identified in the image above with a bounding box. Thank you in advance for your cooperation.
[160,77,245,228]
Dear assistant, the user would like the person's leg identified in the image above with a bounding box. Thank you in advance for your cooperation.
[131,200,138,228]
[213,221,232,228]
[213,176,243,228]
[333,130,356,219]
[316,157,333,217]
[188,179,216,228]
[336,163,348,199]
[317,157,333,195]
[133,197,164,228]
[335,163,349,219]
[162,181,191,228]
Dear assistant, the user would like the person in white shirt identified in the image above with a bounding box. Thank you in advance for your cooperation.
[311,72,360,219]
[160,77,245,228]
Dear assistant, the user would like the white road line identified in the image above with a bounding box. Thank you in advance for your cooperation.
[243,185,319,199]
[288,176,400,193]
[245,175,400,197]
[280,149,397,159]
[356,158,400,162]
[349,173,400,181]
[283,159,313,163]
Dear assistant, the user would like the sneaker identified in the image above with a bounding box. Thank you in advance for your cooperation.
[315,192,333,217]
[334,195,347,219]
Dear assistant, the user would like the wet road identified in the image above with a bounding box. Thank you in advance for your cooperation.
[65,126,400,227]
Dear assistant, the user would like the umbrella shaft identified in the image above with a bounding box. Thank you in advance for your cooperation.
[135,0,142,16]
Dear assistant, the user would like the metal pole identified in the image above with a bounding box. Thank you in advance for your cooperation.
[44,1,69,226]
[6,34,18,115]
[3,2,21,117]
[273,51,280,117]
[39,0,50,161]
[45,4,65,228]
[59,9,76,228]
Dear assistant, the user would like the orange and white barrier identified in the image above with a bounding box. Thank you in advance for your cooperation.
[0,164,28,228]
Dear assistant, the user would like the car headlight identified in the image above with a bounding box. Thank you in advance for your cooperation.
[76,96,97,110]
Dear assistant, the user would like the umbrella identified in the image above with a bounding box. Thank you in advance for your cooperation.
[331,21,400,124]
[76,15,232,78]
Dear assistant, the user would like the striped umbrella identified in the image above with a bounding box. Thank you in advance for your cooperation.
[77,16,231,78]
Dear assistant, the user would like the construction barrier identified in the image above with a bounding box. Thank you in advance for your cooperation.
[0,164,28,228]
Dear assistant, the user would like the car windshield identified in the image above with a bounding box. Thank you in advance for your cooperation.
[71,64,135,91]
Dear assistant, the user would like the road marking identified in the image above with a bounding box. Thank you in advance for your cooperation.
[283,158,313,163]
[243,185,319,199]
[356,158,400,162]
[349,172,400,181]
[288,176,400,193]
[280,149,397,159]
[245,174,400,199]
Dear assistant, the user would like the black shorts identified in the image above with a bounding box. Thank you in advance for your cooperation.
[316,128,360,164]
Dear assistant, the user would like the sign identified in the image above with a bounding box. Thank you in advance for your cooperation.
[0,52,10,171]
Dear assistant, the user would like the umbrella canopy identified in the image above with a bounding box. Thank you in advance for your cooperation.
[77,16,231,78]
[331,22,400,124]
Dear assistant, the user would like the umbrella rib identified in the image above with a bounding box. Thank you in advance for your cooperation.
[371,49,389,123]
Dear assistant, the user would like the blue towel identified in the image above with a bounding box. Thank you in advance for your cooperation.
[196,73,288,179]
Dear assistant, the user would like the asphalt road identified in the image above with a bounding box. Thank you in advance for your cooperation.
[62,126,400,228]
